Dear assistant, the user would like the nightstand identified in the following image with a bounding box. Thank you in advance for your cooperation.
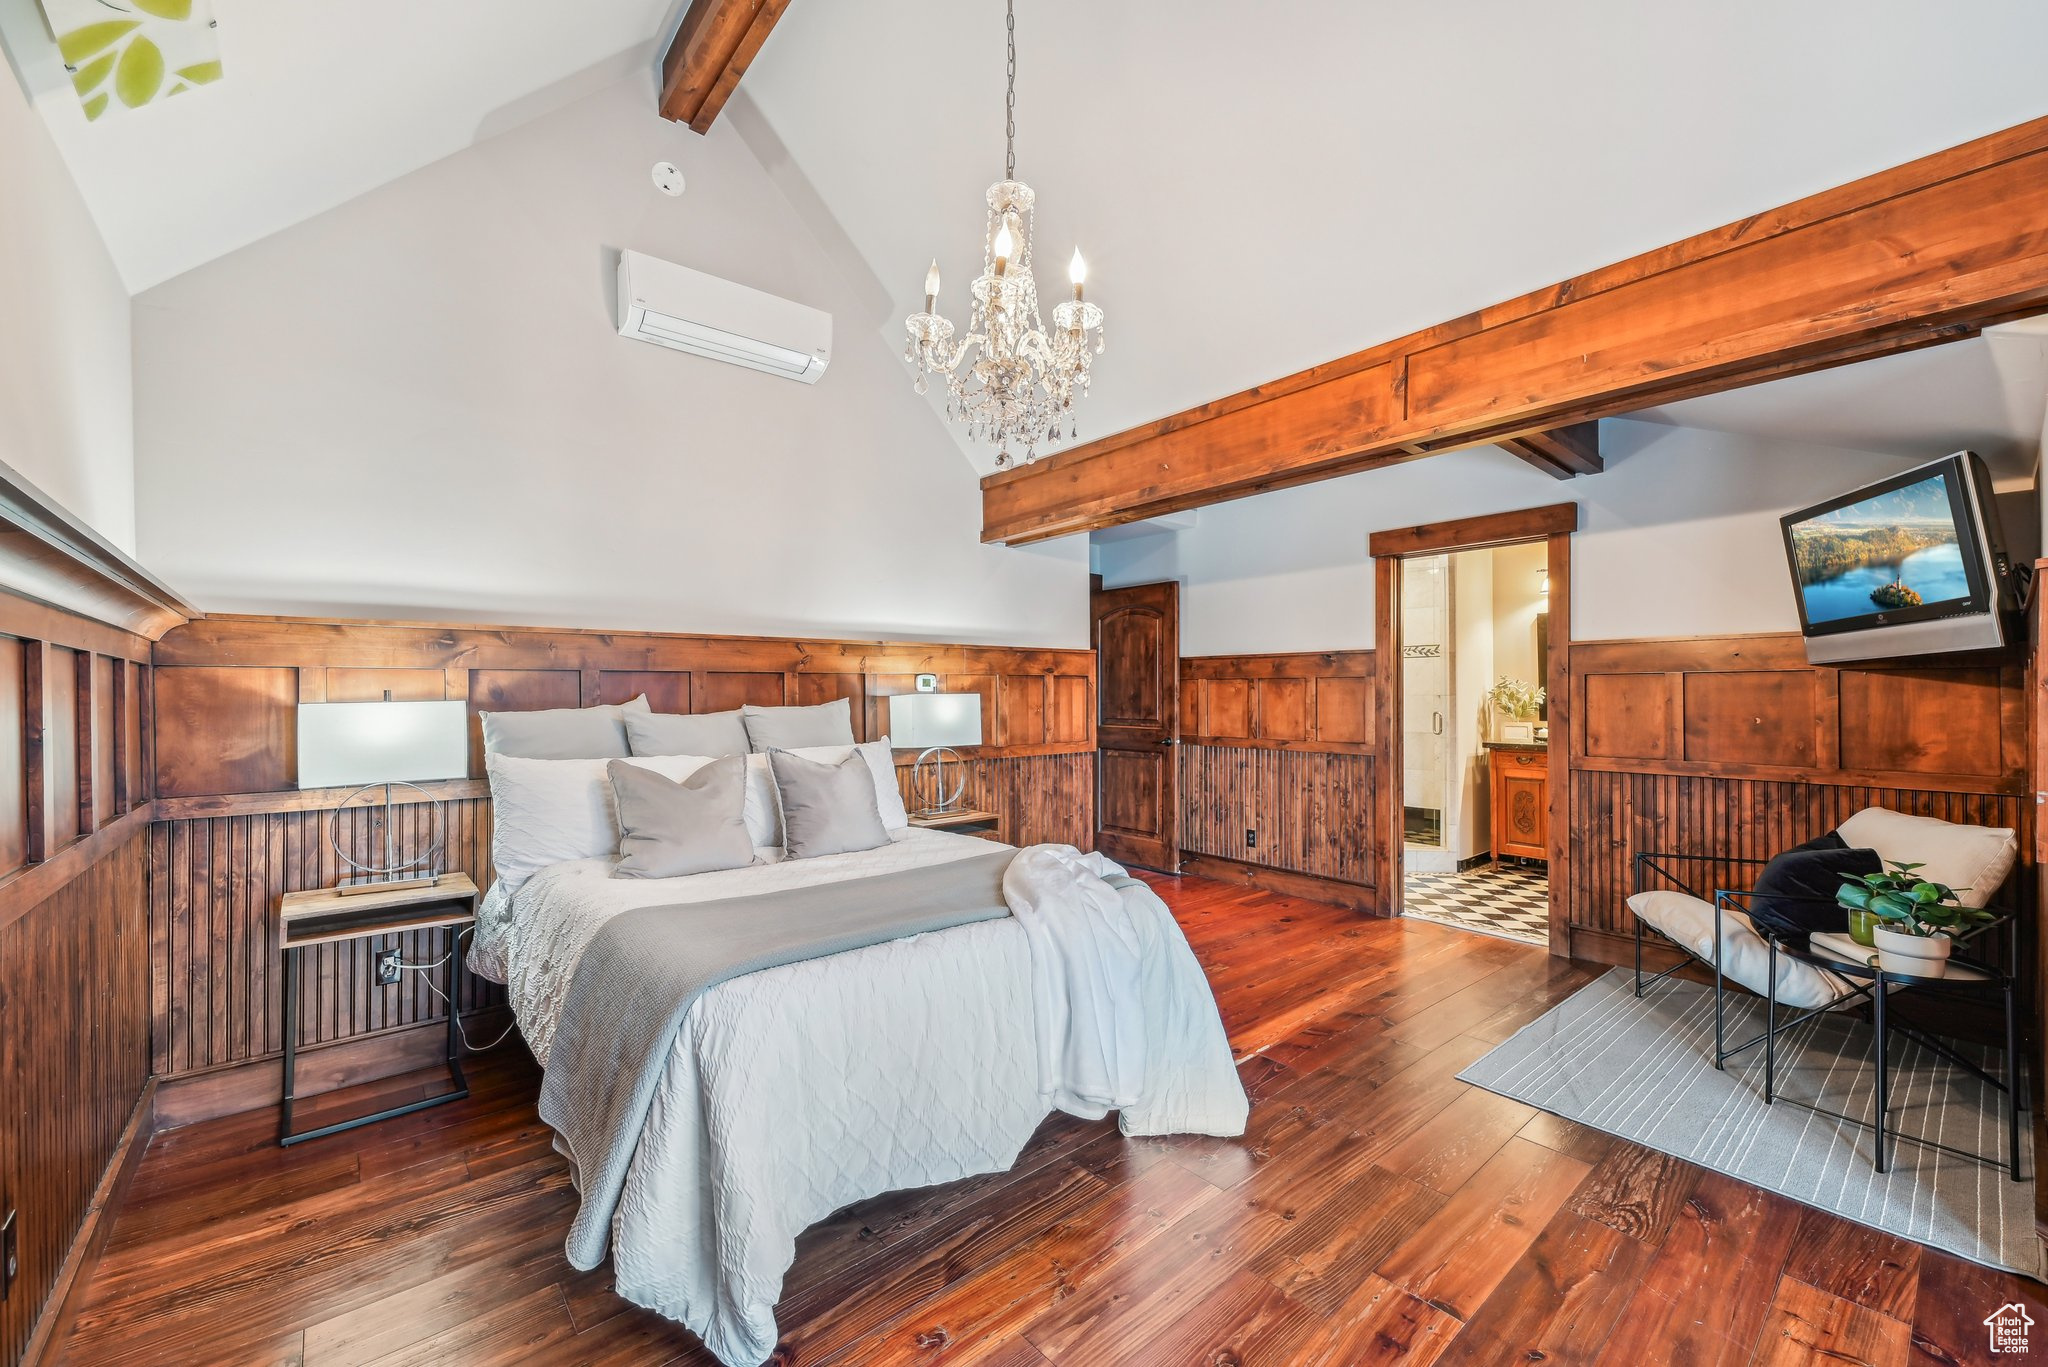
[906,808,1003,840]
[277,872,479,1147]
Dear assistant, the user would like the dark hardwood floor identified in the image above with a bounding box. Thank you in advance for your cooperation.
[43,874,2039,1366]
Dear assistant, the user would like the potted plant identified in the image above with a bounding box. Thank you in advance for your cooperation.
[1485,676,1546,743]
[1835,861,1992,977]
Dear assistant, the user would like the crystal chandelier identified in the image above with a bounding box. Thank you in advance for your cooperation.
[903,0,1105,468]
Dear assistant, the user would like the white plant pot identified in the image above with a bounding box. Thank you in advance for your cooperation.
[1871,926,1951,979]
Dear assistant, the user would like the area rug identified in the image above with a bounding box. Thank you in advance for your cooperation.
[1459,967,2040,1276]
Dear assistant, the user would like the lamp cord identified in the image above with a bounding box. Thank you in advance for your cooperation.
[384,926,519,1053]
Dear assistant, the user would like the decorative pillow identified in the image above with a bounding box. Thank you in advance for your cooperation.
[607,757,755,879]
[1746,833,1879,946]
[484,753,619,893]
[481,695,650,760]
[627,753,781,851]
[1836,807,2019,909]
[625,709,749,759]
[780,737,910,831]
[1627,889,1851,1010]
[742,698,857,752]
[767,748,890,859]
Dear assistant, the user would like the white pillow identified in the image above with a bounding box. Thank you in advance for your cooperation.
[1835,807,2018,909]
[623,753,779,851]
[1627,889,1851,1011]
[481,695,651,760]
[781,738,910,831]
[485,753,619,893]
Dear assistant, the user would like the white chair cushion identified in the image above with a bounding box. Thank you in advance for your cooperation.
[1628,889,1853,1010]
[1835,807,2017,909]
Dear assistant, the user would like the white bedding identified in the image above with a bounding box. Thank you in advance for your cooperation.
[470,828,1246,1366]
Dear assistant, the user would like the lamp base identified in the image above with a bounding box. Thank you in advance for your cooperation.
[910,746,969,815]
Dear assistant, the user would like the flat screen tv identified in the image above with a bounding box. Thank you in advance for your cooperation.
[1779,451,2013,664]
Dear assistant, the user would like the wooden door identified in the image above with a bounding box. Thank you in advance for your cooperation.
[1093,579,1180,871]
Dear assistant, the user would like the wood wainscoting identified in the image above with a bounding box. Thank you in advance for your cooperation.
[142,616,1097,1123]
[1176,651,1377,909]
[1562,634,2029,964]
[0,602,162,1366]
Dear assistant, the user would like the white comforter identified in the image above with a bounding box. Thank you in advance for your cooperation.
[469,829,1245,1367]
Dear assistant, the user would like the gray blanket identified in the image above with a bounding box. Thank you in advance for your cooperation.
[538,848,1018,1269]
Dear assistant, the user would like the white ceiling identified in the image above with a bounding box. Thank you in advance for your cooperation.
[1631,328,2048,482]
[0,0,683,291]
[744,0,2048,473]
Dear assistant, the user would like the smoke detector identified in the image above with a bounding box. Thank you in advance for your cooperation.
[651,162,685,196]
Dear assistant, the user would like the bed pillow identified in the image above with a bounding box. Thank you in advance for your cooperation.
[767,748,890,859]
[484,753,619,893]
[481,695,650,760]
[625,709,749,758]
[742,698,857,752]
[780,738,910,831]
[607,757,755,879]
[626,753,781,851]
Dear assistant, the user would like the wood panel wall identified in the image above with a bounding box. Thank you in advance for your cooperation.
[1564,634,2031,962]
[143,617,1097,1107]
[0,606,155,1367]
[1176,652,1377,897]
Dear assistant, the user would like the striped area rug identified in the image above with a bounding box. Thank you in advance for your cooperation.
[1459,968,2040,1277]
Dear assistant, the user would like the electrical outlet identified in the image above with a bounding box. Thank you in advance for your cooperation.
[2,1206,17,1303]
[377,949,403,987]
[1245,828,1257,848]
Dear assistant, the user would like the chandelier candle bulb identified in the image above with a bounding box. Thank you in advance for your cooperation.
[1069,248,1086,302]
[924,259,940,311]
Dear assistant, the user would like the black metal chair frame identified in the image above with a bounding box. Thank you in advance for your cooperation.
[1630,849,2024,1178]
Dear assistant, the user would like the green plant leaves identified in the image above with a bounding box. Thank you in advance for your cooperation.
[81,91,108,121]
[57,20,139,65]
[132,0,192,18]
[114,34,164,108]
[174,59,221,84]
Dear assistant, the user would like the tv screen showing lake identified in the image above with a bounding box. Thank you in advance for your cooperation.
[1788,473,1970,625]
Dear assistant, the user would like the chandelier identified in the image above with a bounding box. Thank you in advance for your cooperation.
[903,0,1105,468]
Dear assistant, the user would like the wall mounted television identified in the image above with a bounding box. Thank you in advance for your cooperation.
[1779,451,2014,664]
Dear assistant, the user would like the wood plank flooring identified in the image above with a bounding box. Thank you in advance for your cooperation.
[43,874,2042,1366]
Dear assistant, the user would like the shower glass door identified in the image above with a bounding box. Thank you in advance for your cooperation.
[1401,555,1450,849]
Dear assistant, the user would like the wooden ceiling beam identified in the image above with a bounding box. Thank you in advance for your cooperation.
[1498,423,1602,480]
[659,0,790,134]
[980,115,2048,544]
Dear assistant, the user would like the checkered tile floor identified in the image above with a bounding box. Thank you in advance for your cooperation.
[1403,860,1549,945]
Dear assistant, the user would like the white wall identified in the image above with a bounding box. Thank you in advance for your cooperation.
[132,76,1089,646]
[0,60,135,550]
[1489,541,1547,686]
[1096,420,2001,654]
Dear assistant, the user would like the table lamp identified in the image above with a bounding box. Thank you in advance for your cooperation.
[298,697,469,894]
[888,690,983,816]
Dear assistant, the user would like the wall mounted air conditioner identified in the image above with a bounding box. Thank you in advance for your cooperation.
[616,249,831,383]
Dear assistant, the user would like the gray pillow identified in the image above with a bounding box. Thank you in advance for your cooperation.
[742,698,856,752]
[625,709,749,758]
[608,757,755,878]
[481,695,649,760]
[767,749,890,859]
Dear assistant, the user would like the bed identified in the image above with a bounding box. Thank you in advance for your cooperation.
[467,824,1247,1367]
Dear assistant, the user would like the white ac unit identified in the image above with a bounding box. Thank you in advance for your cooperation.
[616,249,831,383]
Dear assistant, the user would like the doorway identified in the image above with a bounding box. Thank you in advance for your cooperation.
[1091,576,1180,871]
[1396,544,1552,945]
[1372,503,1575,951]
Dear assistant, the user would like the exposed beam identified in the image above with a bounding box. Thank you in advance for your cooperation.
[981,115,2048,545]
[1498,423,1602,480]
[659,0,790,134]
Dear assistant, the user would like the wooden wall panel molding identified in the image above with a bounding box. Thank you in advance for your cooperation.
[982,116,2048,543]
[1564,631,2032,968]
[1179,651,1375,752]
[0,828,149,1367]
[151,617,1097,799]
[1179,744,1375,889]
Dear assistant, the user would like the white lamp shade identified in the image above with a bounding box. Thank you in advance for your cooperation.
[297,700,470,790]
[888,693,983,749]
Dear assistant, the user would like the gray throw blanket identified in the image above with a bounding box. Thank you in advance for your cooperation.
[538,848,1017,1269]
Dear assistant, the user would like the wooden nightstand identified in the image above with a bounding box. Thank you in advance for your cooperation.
[906,808,1003,840]
[277,872,479,1147]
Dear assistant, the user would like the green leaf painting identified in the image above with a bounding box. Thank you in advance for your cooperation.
[40,0,222,122]
[114,35,163,107]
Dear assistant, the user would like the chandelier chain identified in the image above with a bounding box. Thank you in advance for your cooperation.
[1004,0,1017,181]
